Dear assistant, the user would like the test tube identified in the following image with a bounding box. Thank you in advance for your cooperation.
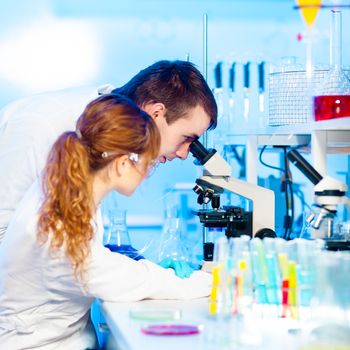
[213,62,225,132]
[228,62,236,131]
[230,236,253,316]
[263,238,281,308]
[209,237,228,317]
[243,61,251,122]
[258,61,265,113]
[274,238,289,318]
[250,238,268,306]
[293,239,315,310]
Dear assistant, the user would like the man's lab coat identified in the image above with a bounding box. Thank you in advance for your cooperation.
[0,85,114,241]
[0,181,211,349]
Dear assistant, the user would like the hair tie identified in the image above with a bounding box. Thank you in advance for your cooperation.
[76,129,82,140]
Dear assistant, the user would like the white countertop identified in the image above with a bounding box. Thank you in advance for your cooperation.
[100,298,318,350]
[101,298,210,350]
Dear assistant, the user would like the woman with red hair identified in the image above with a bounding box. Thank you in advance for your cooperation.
[0,94,210,349]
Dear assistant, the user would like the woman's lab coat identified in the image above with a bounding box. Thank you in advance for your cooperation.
[0,181,211,349]
[0,84,114,241]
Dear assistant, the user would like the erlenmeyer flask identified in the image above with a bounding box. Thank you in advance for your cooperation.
[314,9,350,120]
[157,217,189,262]
[104,209,143,260]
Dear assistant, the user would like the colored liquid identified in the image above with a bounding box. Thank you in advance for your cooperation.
[141,324,200,336]
[296,0,321,27]
[104,244,145,260]
[314,95,350,121]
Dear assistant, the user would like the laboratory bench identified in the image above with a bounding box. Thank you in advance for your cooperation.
[99,298,340,350]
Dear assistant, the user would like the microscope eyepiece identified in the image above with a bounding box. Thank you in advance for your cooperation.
[189,139,216,166]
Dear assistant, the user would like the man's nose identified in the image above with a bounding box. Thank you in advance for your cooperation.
[175,143,190,160]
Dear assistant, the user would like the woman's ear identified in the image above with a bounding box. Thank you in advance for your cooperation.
[112,155,130,177]
[142,102,166,120]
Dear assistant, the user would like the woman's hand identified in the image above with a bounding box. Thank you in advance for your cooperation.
[158,258,194,278]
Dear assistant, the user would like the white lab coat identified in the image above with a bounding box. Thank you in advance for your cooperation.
[0,180,211,349]
[0,85,114,241]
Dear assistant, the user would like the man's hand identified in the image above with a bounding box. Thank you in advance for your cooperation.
[158,258,194,278]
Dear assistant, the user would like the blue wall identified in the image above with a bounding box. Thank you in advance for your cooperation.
[0,0,349,231]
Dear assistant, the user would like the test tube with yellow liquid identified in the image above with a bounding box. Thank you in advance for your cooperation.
[209,264,221,316]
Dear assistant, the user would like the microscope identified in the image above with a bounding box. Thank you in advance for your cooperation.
[287,149,350,250]
[189,139,276,261]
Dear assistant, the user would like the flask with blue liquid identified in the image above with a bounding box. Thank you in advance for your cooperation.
[104,209,144,260]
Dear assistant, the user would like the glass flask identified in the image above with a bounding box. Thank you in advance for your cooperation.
[157,217,189,262]
[314,9,350,120]
[104,209,143,260]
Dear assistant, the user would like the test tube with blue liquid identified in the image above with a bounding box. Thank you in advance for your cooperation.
[263,238,281,308]
[250,239,269,307]
[257,61,266,127]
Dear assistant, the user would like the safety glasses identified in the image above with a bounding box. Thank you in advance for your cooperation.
[101,151,159,177]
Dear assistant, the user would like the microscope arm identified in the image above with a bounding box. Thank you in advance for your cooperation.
[199,175,275,236]
[190,139,275,236]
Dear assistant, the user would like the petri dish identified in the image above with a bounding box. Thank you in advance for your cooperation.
[129,308,182,321]
[141,324,200,336]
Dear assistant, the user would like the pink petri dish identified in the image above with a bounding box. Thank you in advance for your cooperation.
[141,324,200,336]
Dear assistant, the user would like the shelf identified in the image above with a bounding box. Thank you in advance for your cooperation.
[265,116,350,134]
[226,116,350,147]
[228,116,350,135]
[227,134,311,146]
[223,116,350,183]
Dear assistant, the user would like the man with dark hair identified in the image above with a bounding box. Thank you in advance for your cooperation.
[0,60,217,240]
[114,60,217,163]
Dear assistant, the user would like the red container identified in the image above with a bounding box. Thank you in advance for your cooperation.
[314,95,350,121]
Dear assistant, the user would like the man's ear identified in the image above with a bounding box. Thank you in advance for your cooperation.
[112,155,130,177]
[142,102,166,120]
